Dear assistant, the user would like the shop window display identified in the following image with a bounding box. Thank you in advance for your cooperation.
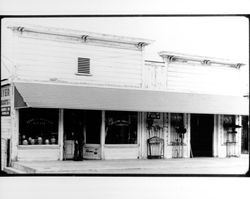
[170,113,186,144]
[19,108,59,145]
[105,111,137,144]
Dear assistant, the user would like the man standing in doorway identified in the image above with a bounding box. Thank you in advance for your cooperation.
[73,130,84,161]
[72,113,84,161]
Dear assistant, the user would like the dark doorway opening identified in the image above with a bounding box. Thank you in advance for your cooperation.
[85,110,102,144]
[64,109,85,160]
[191,114,214,157]
[241,116,249,154]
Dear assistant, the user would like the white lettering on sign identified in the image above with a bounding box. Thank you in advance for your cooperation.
[1,87,10,97]
[1,106,11,116]
[1,99,10,106]
[1,85,11,116]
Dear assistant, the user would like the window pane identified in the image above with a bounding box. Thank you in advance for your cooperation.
[105,111,137,144]
[85,110,101,144]
[170,113,185,143]
[64,109,84,140]
[19,108,59,145]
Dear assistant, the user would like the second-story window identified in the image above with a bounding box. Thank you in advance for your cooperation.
[77,57,90,75]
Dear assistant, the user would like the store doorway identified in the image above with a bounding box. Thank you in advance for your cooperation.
[63,109,102,160]
[191,114,214,157]
[63,109,85,160]
[241,116,249,154]
[83,110,102,160]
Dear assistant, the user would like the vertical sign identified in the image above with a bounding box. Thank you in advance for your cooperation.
[1,85,11,116]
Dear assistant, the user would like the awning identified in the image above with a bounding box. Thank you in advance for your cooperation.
[14,82,249,115]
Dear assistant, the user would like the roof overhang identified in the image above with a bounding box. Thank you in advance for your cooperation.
[14,82,249,115]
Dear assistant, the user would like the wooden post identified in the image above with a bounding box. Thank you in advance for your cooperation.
[217,114,225,157]
[100,110,105,159]
[236,115,242,156]
[58,109,64,160]
[168,113,172,158]
[141,112,147,159]
[137,112,142,159]
[213,114,217,157]
[163,113,168,159]
[184,113,191,158]
[10,83,18,162]
[11,109,19,162]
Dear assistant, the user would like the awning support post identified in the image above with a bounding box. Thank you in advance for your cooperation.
[58,109,64,160]
[100,110,105,160]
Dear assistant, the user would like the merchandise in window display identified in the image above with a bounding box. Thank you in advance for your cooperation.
[19,108,59,145]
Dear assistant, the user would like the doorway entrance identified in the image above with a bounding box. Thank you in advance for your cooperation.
[63,109,102,160]
[241,116,249,154]
[191,114,214,157]
[63,109,85,160]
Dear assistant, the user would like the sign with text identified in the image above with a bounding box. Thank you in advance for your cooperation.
[147,112,160,119]
[1,106,11,116]
[1,85,11,116]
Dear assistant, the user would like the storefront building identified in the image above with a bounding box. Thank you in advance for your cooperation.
[1,25,248,169]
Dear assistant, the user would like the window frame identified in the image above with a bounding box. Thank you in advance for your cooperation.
[104,111,138,145]
[18,108,59,146]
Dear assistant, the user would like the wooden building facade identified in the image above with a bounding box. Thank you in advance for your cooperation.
[1,24,248,169]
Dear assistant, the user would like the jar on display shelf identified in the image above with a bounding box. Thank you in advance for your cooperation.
[45,139,50,145]
[37,137,43,145]
[22,139,28,145]
[30,139,35,145]
[50,137,56,144]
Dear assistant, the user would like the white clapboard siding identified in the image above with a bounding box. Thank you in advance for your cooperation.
[104,145,139,159]
[13,36,143,88]
[1,117,11,169]
[1,117,12,139]
[167,62,242,95]
[17,146,60,161]
[144,63,168,89]
[2,28,16,79]
[145,61,242,95]
[1,139,7,170]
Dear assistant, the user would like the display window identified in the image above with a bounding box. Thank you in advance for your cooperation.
[19,108,59,145]
[105,111,137,144]
[170,113,185,144]
[223,115,237,143]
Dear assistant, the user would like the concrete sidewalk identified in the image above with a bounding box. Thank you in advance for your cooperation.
[6,155,249,174]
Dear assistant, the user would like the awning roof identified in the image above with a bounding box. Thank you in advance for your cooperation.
[14,82,249,115]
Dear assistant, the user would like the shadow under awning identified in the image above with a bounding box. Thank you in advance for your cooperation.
[14,81,249,115]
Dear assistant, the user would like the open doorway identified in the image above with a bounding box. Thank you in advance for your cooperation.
[63,109,85,160]
[63,109,102,160]
[241,116,249,154]
[191,114,214,157]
